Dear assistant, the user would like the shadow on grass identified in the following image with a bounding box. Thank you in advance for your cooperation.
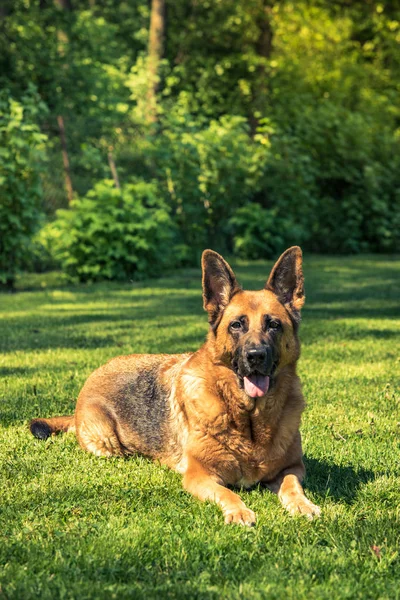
[1,255,399,356]
[355,328,399,339]
[0,366,42,377]
[303,456,376,504]
[1,284,399,355]
[0,293,204,354]
[305,306,399,319]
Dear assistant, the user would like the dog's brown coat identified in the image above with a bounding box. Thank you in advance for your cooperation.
[30,246,320,525]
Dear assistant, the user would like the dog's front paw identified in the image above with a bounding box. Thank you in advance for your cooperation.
[285,496,321,520]
[224,506,256,527]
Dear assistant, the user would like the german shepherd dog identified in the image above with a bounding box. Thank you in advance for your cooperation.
[30,246,320,525]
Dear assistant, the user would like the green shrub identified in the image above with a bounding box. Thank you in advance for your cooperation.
[0,90,47,288]
[154,114,268,261]
[293,102,400,253]
[252,103,400,255]
[229,203,301,260]
[26,221,62,273]
[257,127,319,249]
[44,179,177,282]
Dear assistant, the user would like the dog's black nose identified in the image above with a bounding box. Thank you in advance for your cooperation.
[246,347,267,367]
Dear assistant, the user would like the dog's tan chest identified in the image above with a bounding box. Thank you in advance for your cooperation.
[227,430,288,488]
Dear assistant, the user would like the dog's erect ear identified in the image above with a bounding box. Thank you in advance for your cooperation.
[202,250,241,325]
[265,246,305,313]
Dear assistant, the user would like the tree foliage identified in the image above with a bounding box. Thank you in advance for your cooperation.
[0,89,47,287]
[1,0,399,279]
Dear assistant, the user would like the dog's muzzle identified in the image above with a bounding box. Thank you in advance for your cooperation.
[235,345,277,398]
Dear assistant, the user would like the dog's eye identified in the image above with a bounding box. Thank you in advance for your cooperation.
[230,321,242,331]
[269,321,281,330]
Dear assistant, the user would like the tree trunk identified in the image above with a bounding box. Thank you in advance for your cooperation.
[147,0,166,122]
[54,0,73,10]
[0,3,9,20]
[53,0,74,202]
[108,148,121,190]
[57,115,74,203]
[256,2,273,60]
[250,0,274,134]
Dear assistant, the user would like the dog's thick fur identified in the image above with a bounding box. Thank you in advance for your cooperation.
[30,246,320,525]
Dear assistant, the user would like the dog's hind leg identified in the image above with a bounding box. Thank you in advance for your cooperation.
[75,401,124,458]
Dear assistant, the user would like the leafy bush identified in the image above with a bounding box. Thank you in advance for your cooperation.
[27,221,62,273]
[44,179,177,282]
[229,203,301,260]
[0,90,47,287]
[249,104,400,255]
[153,114,269,261]
[291,102,400,253]
[256,127,319,249]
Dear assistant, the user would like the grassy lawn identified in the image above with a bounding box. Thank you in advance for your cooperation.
[0,255,399,599]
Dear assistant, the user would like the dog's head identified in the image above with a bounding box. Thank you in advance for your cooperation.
[202,247,305,398]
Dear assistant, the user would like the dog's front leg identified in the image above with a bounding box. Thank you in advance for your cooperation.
[183,456,256,526]
[266,462,321,519]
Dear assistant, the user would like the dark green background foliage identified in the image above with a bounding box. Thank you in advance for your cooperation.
[0,89,47,286]
[1,0,400,282]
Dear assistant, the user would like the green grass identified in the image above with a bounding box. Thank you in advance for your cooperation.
[1,255,399,600]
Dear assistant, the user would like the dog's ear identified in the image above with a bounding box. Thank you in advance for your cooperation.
[202,250,241,325]
[266,246,305,314]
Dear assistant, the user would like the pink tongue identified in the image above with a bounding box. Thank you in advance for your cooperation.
[244,375,270,398]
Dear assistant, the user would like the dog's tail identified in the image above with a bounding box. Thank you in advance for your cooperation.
[30,415,75,440]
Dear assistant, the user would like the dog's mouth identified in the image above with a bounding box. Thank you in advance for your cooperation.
[232,353,278,398]
[243,373,270,398]
[234,362,278,398]
[234,363,277,398]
